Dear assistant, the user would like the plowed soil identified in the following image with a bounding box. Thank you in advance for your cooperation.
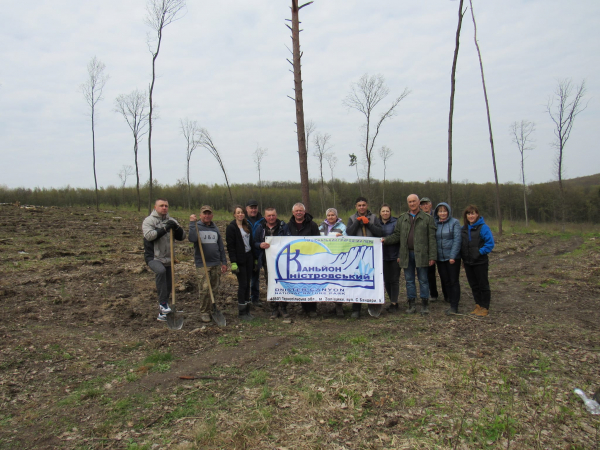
[0,205,599,449]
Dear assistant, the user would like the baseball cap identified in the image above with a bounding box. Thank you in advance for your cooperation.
[246,199,258,207]
[420,197,432,204]
[200,205,213,213]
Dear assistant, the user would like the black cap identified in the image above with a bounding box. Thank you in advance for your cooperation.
[246,199,258,207]
[420,197,432,204]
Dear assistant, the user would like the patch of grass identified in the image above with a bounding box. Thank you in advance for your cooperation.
[194,415,218,446]
[281,354,312,365]
[143,350,173,364]
[217,335,241,347]
[338,388,360,408]
[153,362,171,373]
[349,335,368,345]
[248,369,268,386]
[540,278,560,287]
[79,388,103,401]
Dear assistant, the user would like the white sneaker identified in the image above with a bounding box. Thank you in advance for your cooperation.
[157,313,168,322]
[159,303,172,314]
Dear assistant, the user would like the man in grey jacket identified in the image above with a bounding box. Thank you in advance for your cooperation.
[142,199,186,321]
[346,196,383,318]
[189,205,228,323]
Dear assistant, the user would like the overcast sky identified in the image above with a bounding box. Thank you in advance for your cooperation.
[0,0,597,190]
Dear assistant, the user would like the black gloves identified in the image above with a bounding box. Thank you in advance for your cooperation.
[164,220,177,231]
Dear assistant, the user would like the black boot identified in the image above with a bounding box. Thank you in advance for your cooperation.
[420,298,429,315]
[270,302,280,320]
[406,299,416,314]
[238,303,254,321]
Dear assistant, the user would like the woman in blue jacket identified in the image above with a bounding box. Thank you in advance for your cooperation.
[378,204,400,312]
[434,202,462,315]
[460,205,495,317]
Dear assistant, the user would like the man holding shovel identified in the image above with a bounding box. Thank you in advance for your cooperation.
[143,199,186,321]
[189,206,227,323]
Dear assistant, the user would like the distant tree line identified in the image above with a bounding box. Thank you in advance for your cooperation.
[2,177,598,223]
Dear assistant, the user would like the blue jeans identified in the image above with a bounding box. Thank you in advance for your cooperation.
[404,251,429,299]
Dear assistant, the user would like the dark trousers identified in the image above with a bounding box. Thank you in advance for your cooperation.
[264,256,286,311]
[383,259,400,304]
[463,262,491,309]
[148,260,172,305]
[436,259,461,308]
[235,251,254,306]
[250,259,260,303]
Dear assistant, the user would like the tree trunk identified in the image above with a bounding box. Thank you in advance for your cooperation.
[148,33,162,214]
[134,138,140,212]
[291,0,311,213]
[447,0,465,210]
[470,0,502,236]
[91,108,99,212]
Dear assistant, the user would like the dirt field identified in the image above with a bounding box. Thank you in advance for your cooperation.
[0,205,599,450]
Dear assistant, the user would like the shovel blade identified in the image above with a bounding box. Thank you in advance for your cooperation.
[166,311,184,330]
[368,304,383,318]
[211,308,227,328]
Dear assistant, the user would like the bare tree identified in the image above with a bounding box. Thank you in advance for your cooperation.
[344,73,409,198]
[379,146,393,203]
[305,119,315,154]
[80,56,109,212]
[325,153,338,208]
[447,0,466,209]
[197,128,234,206]
[286,0,313,213]
[145,0,186,213]
[510,120,535,227]
[253,145,268,211]
[349,153,363,195]
[180,118,201,210]
[469,0,502,235]
[117,165,135,202]
[313,132,332,214]
[546,78,588,231]
[115,89,149,212]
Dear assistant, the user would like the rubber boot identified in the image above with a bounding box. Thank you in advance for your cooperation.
[270,302,279,320]
[238,303,253,321]
[420,298,429,315]
[406,298,416,314]
[280,304,292,324]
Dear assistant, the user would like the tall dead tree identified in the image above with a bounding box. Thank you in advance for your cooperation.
[253,146,268,211]
[510,120,535,227]
[197,128,234,206]
[325,153,338,208]
[313,132,332,214]
[379,146,393,203]
[80,56,108,212]
[145,0,186,213]
[115,89,149,211]
[180,118,200,210]
[447,0,466,209]
[546,78,587,232]
[469,0,502,235]
[344,73,409,198]
[286,0,313,213]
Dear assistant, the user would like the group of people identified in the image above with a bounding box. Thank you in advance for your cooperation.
[142,194,495,324]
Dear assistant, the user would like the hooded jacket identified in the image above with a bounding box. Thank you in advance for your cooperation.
[246,212,265,241]
[319,218,347,236]
[188,220,227,268]
[142,209,185,264]
[288,212,320,237]
[346,210,383,237]
[433,202,462,261]
[378,216,399,261]
[460,216,495,265]
[383,210,437,268]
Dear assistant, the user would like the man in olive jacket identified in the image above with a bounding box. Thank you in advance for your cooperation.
[383,194,437,315]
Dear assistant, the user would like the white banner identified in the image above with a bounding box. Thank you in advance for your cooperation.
[265,236,384,303]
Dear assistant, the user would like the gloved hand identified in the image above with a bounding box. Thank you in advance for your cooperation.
[253,260,259,273]
[356,216,369,224]
[164,220,177,231]
[231,263,239,274]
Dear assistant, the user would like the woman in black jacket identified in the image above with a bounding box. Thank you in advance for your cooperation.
[226,205,256,320]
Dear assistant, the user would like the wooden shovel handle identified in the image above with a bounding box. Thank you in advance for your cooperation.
[170,229,176,306]
[195,222,216,305]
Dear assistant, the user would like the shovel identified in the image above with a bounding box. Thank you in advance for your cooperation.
[361,221,382,318]
[195,221,227,327]
[166,229,184,330]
